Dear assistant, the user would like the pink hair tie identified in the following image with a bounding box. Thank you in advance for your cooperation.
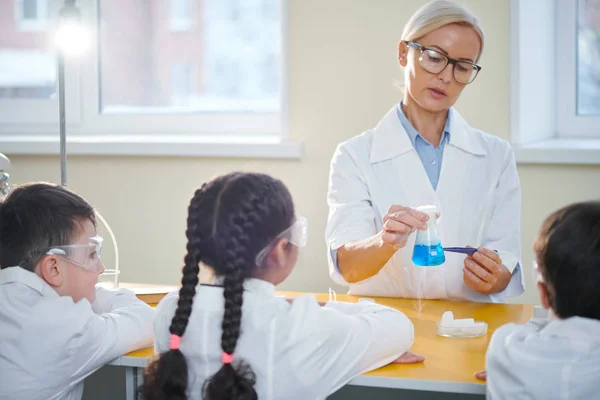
[221,352,233,364]
[169,334,182,350]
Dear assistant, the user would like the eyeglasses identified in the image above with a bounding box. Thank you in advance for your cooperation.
[403,41,482,85]
[46,236,104,272]
[255,214,308,266]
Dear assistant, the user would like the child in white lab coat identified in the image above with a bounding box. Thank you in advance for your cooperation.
[0,183,155,400]
[484,201,600,399]
[143,172,421,400]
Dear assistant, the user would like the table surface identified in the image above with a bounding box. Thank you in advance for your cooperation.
[110,288,533,394]
[118,282,178,305]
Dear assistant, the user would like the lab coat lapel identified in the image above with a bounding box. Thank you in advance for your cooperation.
[369,107,437,209]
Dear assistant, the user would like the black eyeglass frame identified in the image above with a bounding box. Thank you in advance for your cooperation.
[403,40,482,84]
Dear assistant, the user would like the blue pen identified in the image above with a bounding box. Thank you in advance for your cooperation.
[442,247,478,255]
[443,247,498,255]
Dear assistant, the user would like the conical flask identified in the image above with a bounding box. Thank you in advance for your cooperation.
[412,205,445,266]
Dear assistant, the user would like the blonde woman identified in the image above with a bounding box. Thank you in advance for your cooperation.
[326,0,523,302]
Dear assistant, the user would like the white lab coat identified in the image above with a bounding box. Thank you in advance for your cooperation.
[154,278,414,400]
[0,267,155,400]
[326,106,524,302]
[486,317,600,399]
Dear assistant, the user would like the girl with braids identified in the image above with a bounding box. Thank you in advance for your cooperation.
[143,172,420,400]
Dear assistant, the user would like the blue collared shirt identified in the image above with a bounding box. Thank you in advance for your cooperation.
[396,103,451,190]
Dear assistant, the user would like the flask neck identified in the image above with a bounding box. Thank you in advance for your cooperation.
[425,213,438,229]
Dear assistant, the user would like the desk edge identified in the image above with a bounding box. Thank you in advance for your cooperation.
[348,375,486,394]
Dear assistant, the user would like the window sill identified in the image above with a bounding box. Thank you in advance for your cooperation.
[514,138,600,165]
[0,134,303,159]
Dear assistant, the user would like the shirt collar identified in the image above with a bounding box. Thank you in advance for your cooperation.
[0,266,59,298]
[370,105,486,163]
[396,102,451,148]
[540,316,600,343]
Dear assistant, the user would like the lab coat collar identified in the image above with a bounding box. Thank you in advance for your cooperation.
[243,277,276,295]
[211,276,276,296]
[0,266,59,298]
[541,316,600,343]
[370,105,487,163]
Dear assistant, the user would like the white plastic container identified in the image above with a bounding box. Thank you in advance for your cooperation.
[436,311,488,338]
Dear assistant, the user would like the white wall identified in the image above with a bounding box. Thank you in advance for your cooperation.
[5,0,600,304]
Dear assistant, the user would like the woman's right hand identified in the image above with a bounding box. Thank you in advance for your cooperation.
[380,205,430,249]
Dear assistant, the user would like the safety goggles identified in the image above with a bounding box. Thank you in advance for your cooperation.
[532,260,544,283]
[255,214,308,266]
[46,236,104,272]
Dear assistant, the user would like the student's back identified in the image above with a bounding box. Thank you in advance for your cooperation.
[485,201,600,400]
[487,316,600,399]
[154,281,413,399]
[143,172,421,400]
[0,183,154,400]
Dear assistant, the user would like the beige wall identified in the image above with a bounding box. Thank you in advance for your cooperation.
[5,0,600,304]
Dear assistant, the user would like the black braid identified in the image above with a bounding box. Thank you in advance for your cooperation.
[203,202,264,399]
[143,189,205,400]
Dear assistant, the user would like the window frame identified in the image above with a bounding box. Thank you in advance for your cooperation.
[0,0,299,159]
[510,0,600,165]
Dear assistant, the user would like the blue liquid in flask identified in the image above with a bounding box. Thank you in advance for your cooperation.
[412,243,445,266]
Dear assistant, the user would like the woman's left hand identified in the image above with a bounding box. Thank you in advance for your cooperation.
[391,351,425,364]
[463,247,511,295]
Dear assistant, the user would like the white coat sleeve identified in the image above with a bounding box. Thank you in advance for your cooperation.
[284,296,414,397]
[326,143,378,285]
[482,146,525,300]
[485,323,540,400]
[152,291,179,354]
[68,287,155,382]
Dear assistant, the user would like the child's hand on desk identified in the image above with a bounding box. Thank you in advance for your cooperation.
[475,370,487,381]
[391,351,425,364]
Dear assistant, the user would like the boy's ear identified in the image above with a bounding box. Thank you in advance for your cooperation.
[536,281,551,310]
[36,254,64,288]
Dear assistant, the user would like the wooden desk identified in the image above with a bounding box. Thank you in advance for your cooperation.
[118,281,178,305]
[110,290,533,398]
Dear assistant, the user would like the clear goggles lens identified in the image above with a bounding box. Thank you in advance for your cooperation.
[255,214,308,266]
[46,236,104,272]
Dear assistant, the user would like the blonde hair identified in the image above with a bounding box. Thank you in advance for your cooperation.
[402,0,485,61]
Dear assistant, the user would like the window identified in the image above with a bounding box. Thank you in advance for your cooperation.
[576,0,600,116]
[0,0,294,158]
[0,49,56,99]
[4,0,54,98]
[15,0,49,31]
[0,0,79,126]
[170,62,193,106]
[510,0,600,164]
[95,0,281,134]
[556,0,600,137]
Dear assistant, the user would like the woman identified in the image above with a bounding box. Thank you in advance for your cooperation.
[326,0,524,302]
[143,172,420,400]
